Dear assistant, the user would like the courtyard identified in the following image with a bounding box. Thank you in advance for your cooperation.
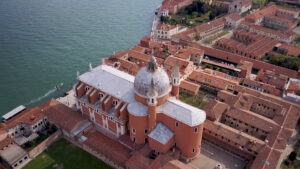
[23,139,112,169]
[188,140,247,169]
[179,90,215,109]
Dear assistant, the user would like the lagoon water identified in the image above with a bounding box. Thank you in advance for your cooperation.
[0,0,161,115]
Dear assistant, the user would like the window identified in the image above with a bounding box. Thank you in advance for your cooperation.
[19,160,23,164]
[14,164,18,167]
[175,122,179,127]
[145,129,148,134]
[174,142,177,147]
[24,156,28,160]
[99,93,104,99]
[133,137,136,142]
[194,128,198,133]
[85,86,89,91]
[132,128,136,134]
[157,152,160,155]
[145,138,148,143]
[192,148,195,153]
[112,100,118,106]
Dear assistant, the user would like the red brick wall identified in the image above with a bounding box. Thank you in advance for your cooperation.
[129,113,148,144]
[108,119,117,133]
[28,130,62,158]
[95,112,103,126]
[149,134,175,154]
[157,113,204,159]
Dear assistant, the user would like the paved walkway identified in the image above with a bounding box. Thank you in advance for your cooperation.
[188,141,247,169]
[56,89,77,110]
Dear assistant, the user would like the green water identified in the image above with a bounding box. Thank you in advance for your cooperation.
[0,0,161,115]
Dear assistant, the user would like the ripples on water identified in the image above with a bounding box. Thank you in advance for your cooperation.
[0,0,161,115]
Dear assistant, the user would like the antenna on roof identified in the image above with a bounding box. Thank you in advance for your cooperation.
[89,63,93,71]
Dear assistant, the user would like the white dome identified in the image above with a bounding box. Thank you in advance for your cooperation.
[134,62,171,98]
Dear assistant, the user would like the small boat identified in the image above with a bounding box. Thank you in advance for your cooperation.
[55,83,63,89]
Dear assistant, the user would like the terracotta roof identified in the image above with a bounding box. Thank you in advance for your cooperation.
[0,136,13,150]
[195,17,225,33]
[204,120,265,152]
[126,152,152,169]
[204,100,229,121]
[226,12,243,21]
[165,55,190,67]
[4,107,44,129]
[194,44,299,78]
[278,44,300,57]
[42,99,86,133]
[0,127,8,142]
[112,50,128,59]
[179,80,200,94]
[84,131,130,165]
[131,45,147,53]
[148,154,192,169]
[175,47,204,60]
[287,80,300,92]
[246,4,278,22]
[128,50,150,62]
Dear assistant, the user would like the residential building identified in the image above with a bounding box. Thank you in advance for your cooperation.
[155,24,187,40]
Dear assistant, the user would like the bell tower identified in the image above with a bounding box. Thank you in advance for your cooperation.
[171,65,180,99]
[147,78,158,131]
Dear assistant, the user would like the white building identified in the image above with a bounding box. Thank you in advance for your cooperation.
[154,24,187,39]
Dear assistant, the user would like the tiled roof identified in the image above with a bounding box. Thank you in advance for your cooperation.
[279,44,300,57]
[179,80,200,94]
[226,12,243,21]
[42,99,87,133]
[195,45,299,78]
[84,131,130,165]
[4,107,44,129]
[148,154,192,169]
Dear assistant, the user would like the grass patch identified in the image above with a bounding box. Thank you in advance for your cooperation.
[204,31,229,44]
[263,54,300,71]
[179,91,208,109]
[160,1,227,27]
[23,139,112,169]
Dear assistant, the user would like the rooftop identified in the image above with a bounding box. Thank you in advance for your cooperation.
[148,122,174,144]
[159,98,206,126]
[0,144,27,165]
[78,65,136,103]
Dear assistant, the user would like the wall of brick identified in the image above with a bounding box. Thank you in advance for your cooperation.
[28,130,62,158]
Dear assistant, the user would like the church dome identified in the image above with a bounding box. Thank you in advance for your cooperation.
[134,55,171,98]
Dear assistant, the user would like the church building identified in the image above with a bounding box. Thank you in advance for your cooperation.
[74,54,206,160]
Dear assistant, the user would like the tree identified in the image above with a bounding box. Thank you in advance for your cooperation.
[288,151,297,162]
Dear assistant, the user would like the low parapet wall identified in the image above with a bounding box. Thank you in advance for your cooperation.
[28,130,62,158]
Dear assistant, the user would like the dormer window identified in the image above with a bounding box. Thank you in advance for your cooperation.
[112,100,118,106]
[85,86,90,91]
[151,98,154,104]
[99,93,104,99]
